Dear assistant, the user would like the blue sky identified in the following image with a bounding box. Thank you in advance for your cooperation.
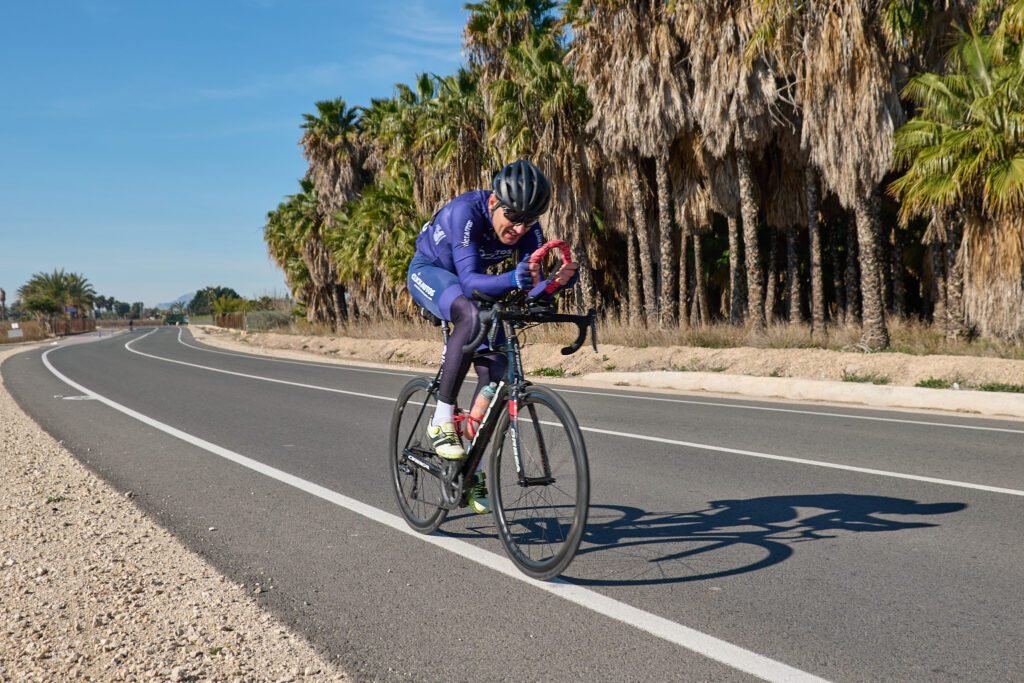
[0,0,469,307]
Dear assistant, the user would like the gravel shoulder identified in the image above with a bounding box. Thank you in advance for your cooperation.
[0,342,349,682]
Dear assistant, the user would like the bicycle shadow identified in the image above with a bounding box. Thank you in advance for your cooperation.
[564,493,966,586]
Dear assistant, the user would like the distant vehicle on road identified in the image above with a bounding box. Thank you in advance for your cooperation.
[163,314,189,326]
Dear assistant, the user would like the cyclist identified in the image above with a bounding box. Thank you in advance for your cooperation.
[406,159,578,513]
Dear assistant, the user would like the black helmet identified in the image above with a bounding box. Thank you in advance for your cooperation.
[492,160,551,222]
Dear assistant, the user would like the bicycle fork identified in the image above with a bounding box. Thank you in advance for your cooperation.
[507,392,556,488]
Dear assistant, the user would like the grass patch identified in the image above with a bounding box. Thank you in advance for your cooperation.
[842,371,890,385]
[915,377,954,389]
[45,495,66,504]
[976,382,1024,393]
[532,367,565,377]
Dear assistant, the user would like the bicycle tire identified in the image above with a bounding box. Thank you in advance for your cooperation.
[490,385,589,580]
[390,377,449,533]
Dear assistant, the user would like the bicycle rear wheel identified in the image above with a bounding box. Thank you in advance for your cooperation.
[490,386,589,580]
[390,377,449,533]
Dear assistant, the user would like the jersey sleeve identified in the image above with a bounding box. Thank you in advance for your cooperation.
[449,206,518,298]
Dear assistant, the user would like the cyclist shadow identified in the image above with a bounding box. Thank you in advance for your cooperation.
[564,493,966,586]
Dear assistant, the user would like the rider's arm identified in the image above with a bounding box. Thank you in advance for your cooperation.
[450,212,519,297]
[453,249,517,297]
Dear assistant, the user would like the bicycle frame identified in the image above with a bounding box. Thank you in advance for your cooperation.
[398,314,558,509]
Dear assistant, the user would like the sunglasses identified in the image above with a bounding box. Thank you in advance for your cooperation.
[500,205,538,226]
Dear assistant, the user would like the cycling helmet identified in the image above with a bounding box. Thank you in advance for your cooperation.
[492,159,551,222]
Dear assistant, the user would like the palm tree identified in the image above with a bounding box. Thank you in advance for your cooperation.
[419,68,491,202]
[17,270,96,330]
[264,181,332,324]
[329,165,428,318]
[891,22,1024,340]
[489,32,600,310]
[299,99,365,324]
[570,0,690,326]
[677,1,779,332]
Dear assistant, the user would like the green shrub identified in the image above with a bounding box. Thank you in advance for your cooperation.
[976,382,1024,393]
[533,367,565,377]
[915,377,952,389]
[842,371,890,385]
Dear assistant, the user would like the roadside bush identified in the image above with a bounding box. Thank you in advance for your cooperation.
[246,310,292,332]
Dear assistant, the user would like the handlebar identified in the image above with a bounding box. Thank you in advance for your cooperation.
[527,239,574,297]
[461,292,598,356]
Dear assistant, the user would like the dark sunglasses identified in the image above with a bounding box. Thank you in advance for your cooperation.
[500,205,538,225]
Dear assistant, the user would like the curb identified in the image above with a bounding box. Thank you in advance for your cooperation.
[581,371,1024,420]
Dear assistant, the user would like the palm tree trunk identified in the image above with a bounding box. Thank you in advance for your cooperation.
[946,223,967,342]
[765,228,779,324]
[806,166,826,334]
[737,153,765,331]
[693,232,709,326]
[786,225,802,324]
[627,155,656,325]
[627,224,642,327]
[890,227,906,318]
[854,188,889,349]
[831,225,846,325]
[727,214,743,324]
[929,241,947,326]
[656,156,675,327]
[678,218,690,329]
[846,223,861,325]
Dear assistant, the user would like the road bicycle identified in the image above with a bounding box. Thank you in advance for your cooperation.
[389,243,597,580]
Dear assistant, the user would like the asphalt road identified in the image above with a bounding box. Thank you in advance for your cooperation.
[5,327,1023,682]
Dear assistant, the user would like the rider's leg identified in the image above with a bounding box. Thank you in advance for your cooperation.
[435,295,480,415]
[471,351,507,401]
[406,261,470,460]
[465,351,504,514]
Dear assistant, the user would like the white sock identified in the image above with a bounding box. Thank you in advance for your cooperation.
[432,400,454,427]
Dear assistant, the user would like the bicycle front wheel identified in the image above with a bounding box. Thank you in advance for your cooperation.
[490,386,589,580]
[390,377,448,533]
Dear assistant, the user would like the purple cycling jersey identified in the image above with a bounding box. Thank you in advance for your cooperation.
[413,190,544,298]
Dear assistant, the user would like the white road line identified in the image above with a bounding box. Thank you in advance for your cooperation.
[123,330,394,403]
[571,424,1024,497]
[119,332,1024,498]
[40,346,828,683]
[174,328,416,378]
[558,388,1024,435]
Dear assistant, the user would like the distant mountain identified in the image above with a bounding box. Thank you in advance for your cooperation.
[155,292,193,310]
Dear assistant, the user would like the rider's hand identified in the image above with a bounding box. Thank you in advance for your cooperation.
[514,260,539,289]
[553,261,579,287]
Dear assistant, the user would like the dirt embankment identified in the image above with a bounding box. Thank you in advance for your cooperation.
[194,327,1024,389]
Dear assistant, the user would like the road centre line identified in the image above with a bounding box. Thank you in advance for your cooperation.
[123,331,1024,498]
[41,345,828,683]
[566,423,1024,497]
[558,388,1024,435]
[175,328,415,378]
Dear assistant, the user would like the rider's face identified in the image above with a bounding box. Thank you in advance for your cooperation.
[489,196,533,246]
